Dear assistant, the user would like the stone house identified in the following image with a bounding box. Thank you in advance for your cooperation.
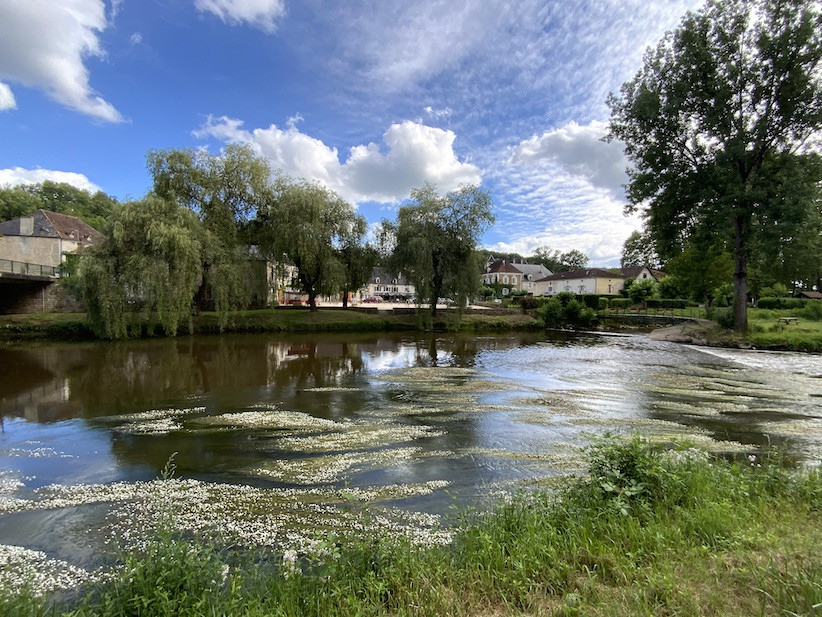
[534,268,626,296]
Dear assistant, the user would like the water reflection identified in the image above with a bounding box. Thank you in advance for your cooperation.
[0,332,820,580]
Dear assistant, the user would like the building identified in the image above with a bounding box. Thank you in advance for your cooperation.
[0,209,103,269]
[534,268,626,296]
[361,267,415,301]
[621,265,666,282]
[482,257,553,296]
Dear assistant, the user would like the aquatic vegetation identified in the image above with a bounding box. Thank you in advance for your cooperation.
[194,408,345,431]
[0,545,97,596]
[250,447,423,484]
[275,424,445,452]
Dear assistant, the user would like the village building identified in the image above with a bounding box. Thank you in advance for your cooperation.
[482,256,552,296]
[0,209,103,271]
[534,268,626,296]
[360,267,415,302]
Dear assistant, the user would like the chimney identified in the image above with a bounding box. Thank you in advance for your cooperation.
[19,216,34,236]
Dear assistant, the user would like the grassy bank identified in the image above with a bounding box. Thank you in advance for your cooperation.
[3,438,819,616]
[0,308,542,341]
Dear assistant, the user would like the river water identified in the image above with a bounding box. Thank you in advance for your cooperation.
[0,331,820,592]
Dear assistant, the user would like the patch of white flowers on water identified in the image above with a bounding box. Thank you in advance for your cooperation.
[103,406,206,423]
[276,425,444,453]
[251,447,422,484]
[195,409,345,431]
[337,480,450,502]
[98,407,206,435]
[0,545,98,596]
[0,446,75,458]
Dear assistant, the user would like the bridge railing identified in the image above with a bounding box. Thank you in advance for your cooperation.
[0,258,61,278]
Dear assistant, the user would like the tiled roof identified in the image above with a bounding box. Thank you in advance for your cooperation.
[536,268,626,282]
[485,259,524,274]
[0,210,103,244]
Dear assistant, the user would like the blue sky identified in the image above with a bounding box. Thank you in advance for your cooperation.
[0,0,703,265]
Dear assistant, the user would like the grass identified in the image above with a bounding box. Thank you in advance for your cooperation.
[747,307,822,352]
[0,307,542,341]
[3,437,820,616]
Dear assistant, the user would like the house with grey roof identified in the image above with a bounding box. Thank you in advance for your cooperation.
[534,268,626,296]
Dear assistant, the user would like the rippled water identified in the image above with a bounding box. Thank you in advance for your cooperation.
[0,331,820,592]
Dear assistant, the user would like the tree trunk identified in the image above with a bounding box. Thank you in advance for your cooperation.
[342,290,349,309]
[732,213,749,332]
[308,292,318,312]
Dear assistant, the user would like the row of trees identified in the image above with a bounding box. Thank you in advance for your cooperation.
[32,146,494,338]
[609,0,821,330]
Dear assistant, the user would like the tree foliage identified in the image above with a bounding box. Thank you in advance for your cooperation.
[146,145,274,316]
[391,184,493,319]
[608,0,822,330]
[258,178,364,311]
[78,196,205,339]
[559,249,590,270]
[621,230,658,269]
[0,181,120,232]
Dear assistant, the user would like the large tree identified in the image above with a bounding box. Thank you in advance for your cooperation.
[78,196,205,339]
[608,0,822,330]
[391,184,493,319]
[146,145,273,315]
[259,178,364,311]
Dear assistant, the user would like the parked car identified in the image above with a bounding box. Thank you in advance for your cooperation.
[287,298,305,306]
[362,296,383,303]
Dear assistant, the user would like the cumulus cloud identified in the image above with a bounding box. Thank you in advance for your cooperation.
[193,115,481,204]
[510,120,628,200]
[0,82,15,110]
[194,0,287,33]
[0,167,101,192]
[0,0,122,123]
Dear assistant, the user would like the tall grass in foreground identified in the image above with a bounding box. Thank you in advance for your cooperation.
[4,437,820,616]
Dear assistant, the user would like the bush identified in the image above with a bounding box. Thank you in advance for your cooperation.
[709,306,734,328]
[798,301,822,321]
[518,295,541,311]
[646,298,687,310]
[758,297,806,310]
[608,298,632,310]
[598,296,610,310]
[581,294,601,309]
[536,297,563,327]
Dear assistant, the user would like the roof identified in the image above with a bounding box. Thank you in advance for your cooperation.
[537,268,626,283]
[369,266,411,286]
[0,210,103,244]
[798,291,822,299]
[621,266,666,280]
[484,259,522,274]
[515,263,553,279]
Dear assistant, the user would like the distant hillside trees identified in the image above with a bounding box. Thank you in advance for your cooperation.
[0,181,120,232]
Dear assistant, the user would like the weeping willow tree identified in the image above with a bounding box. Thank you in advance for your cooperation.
[78,196,205,339]
[146,144,274,320]
[257,178,365,311]
[390,183,493,323]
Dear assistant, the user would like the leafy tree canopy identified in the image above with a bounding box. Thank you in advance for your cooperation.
[391,183,494,320]
[609,0,822,329]
[78,196,205,339]
[258,178,364,311]
[621,230,659,269]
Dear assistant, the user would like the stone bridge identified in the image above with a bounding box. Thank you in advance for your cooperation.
[0,259,82,314]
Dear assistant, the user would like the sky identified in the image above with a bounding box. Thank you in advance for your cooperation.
[0,0,705,266]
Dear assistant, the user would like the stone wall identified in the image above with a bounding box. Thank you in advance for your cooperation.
[0,280,84,314]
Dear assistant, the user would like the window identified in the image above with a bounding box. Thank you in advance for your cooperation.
[375,277,380,284]
[503,276,509,284]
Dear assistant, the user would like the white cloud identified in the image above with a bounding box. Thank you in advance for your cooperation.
[0,0,122,122]
[0,167,101,192]
[193,116,481,204]
[510,120,628,200]
[194,0,287,33]
[0,82,15,110]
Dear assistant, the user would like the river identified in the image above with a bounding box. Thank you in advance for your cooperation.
[0,331,820,593]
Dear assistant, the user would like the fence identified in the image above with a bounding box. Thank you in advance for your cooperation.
[0,258,61,278]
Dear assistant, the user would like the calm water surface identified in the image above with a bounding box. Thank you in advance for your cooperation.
[0,331,820,586]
